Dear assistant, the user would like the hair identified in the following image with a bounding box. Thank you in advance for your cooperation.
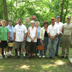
[43,20,48,26]
[8,20,12,22]
[18,18,22,21]
[35,21,40,25]
[30,20,35,24]
[1,20,6,24]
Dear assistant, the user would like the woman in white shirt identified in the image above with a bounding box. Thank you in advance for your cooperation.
[27,20,37,59]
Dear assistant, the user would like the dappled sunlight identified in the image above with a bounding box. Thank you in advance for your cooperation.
[41,60,66,69]
[0,66,5,70]
[54,60,66,65]
[20,65,30,69]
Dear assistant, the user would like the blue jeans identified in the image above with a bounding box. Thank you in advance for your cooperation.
[56,35,61,54]
[40,37,48,56]
[49,37,58,57]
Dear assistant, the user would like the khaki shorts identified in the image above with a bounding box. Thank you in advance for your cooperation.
[15,41,25,49]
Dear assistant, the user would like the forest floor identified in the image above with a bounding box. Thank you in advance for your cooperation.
[0,48,72,72]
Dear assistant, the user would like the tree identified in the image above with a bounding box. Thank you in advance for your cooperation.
[3,0,8,25]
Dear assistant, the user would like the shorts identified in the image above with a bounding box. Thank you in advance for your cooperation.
[15,41,25,49]
[0,41,8,48]
[25,41,28,46]
[28,42,36,53]
[8,41,13,49]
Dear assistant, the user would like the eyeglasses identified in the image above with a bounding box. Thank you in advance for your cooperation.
[18,22,22,23]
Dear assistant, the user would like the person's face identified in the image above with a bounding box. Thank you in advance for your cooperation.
[31,23,35,27]
[18,20,22,25]
[51,19,55,25]
[56,18,60,22]
[35,23,39,27]
[26,18,30,23]
[44,24,48,28]
[32,18,36,21]
[2,22,5,27]
[8,22,12,26]
[67,19,71,23]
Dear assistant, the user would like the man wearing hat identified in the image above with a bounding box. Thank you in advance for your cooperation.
[55,16,63,56]
[32,15,36,22]
[61,16,72,59]
[47,17,59,59]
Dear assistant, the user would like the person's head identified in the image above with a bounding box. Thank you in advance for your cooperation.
[32,16,36,21]
[15,22,18,25]
[30,20,35,27]
[18,19,22,25]
[43,21,48,28]
[35,21,40,28]
[51,17,55,25]
[56,16,60,23]
[26,17,30,23]
[1,20,6,27]
[8,20,12,26]
[67,16,71,24]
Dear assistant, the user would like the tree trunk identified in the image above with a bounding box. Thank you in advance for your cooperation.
[3,0,8,25]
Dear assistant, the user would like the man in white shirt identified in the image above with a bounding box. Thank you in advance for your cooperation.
[47,17,59,59]
[55,16,63,56]
[14,19,27,60]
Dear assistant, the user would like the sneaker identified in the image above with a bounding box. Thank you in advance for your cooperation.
[17,56,20,59]
[37,53,39,56]
[5,55,7,58]
[10,54,13,56]
[43,55,45,58]
[0,55,3,59]
[39,55,41,58]
[23,56,26,60]
[33,54,36,56]
[61,56,64,58]
[65,56,68,59]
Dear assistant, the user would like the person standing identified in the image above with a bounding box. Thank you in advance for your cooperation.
[55,16,63,56]
[7,20,14,56]
[61,16,72,59]
[27,21,37,59]
[40,21,48,58]
[0,20,9,59]
[24,17,30,56]
[47,18,59,59]
[35,21,41,56]
[14,19,27,60]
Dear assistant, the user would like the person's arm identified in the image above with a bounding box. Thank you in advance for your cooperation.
[13,32,16,41]
[33,28,38,40]
[28,28,32,40]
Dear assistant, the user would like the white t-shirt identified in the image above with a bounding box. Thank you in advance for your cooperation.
[14,24,27,42]
[47,24,59,37]
[55,22,63,34]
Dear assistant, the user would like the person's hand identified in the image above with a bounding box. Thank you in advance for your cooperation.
[0,40,1,43]
[51,37,54,41]
[60,33,62,36]
[10,36,12,39]
[40,39,43,44]
[13,38,15,41]
[23,39,26,42]
[37,37,40,39]
[31,39,34,42]
[7,40,9,43]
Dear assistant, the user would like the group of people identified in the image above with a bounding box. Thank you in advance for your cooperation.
[0,15,72,60]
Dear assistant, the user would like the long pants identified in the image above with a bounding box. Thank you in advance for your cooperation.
[49,37,58,57]
[56,35,61,54]
[40,37,48,56]
[61,36,71,56]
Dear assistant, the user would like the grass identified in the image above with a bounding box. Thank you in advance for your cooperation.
[0,48,72,72]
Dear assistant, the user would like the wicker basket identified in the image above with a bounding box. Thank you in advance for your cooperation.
[37,45,44,51]
[8,42,15,47]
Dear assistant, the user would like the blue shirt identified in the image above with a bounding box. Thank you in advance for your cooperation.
[37,27,41,38]
[7,25,14,41]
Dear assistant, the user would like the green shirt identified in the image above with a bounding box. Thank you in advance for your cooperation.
[0,26,9,41]
[24,23,31,29]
